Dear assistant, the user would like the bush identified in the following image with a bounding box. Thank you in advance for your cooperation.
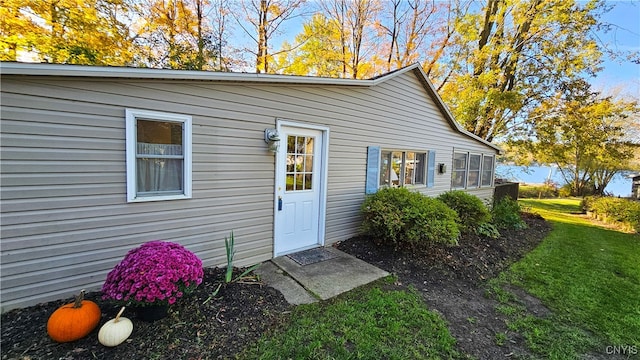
[558,184,573,198]
[476,222,501,239]
[491,197,527,230]
[361,187,460,247]
[437,190,491,232]
[582,196,640,232]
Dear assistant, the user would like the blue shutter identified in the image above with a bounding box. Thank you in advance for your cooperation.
[427,150,436,188]
[366,146,381,194]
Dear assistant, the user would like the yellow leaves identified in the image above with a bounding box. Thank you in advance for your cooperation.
[275,12,346,77]
[1,0,134,65]
[0,0,47,60]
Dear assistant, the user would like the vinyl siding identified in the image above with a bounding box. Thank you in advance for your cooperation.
[0,68,498,311]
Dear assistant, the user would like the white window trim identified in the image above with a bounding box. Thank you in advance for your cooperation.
[126,109,192,202]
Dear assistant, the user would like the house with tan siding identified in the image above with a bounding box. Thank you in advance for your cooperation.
[0,62,500,311]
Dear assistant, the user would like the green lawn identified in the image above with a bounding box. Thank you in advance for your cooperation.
[241,198,639,360]
[241,278,461,360]
[492,198,640,358]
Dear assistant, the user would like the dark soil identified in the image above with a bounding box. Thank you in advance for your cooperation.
[2,213,551,360]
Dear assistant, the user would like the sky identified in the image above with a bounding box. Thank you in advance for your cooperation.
[262,1,640,99]
[17,0,639,99]
[591,1,640,99]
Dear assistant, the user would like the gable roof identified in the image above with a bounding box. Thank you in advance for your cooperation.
[0,62,500,152]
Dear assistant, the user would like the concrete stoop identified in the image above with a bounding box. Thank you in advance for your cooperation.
[255,246,389,305]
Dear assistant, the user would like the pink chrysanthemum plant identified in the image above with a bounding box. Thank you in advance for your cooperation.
[102,241,204,307]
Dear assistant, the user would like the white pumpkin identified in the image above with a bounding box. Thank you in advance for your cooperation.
[98,307,133,347]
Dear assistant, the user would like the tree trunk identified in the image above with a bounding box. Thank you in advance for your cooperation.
[385,0,400,72]
[256,0,268,73]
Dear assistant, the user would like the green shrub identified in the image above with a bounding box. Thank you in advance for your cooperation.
[491,197,527,230]
[437,190,491,232]
[558,184,573,198]
[580,197,595,213]
[476,222,501,239]
[583,196,640,232]
[361,187,460,247]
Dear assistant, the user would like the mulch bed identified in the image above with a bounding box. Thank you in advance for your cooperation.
[1,268,290,360]
[338,212,550,285]
[336,212,552,359]
[2,213,551,360]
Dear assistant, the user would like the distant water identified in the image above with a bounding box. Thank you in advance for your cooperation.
[496,164,634,197]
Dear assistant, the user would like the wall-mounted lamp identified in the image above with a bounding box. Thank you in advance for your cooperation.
[264,128,280,153]
[438,163,447,174]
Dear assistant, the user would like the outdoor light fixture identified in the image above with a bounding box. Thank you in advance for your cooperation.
[438,163,447,174]
[264,128,280,153]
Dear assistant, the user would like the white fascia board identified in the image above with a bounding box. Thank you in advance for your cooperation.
[0,62,371,86]
[369,63,422,85]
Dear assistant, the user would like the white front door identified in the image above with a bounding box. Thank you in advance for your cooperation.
[274,124,327,256]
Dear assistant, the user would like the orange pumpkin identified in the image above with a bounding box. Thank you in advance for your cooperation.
[47,290,101,342]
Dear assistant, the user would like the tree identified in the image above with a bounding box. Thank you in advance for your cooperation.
[529,80,639,196]
[209,0,240,71]
[132,0,219,70]
[374,0,439,72]
[191,0,217,70]
[2,0,134,65]
[320,0,379,79]
[275,13,344,76]
[235,0,306,73]
[1,0,43,61]
[438,0,605,142]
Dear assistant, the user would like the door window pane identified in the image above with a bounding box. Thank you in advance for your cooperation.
[285,135,314,191]
[304,174,313,189]
[286,155,295,172]
[287,136,295,153]
[286,174,294,191]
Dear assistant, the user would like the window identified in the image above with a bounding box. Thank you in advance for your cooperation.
[379,150,426,188]
[467,154,481,188]
[452,152,467,188]
[366,147,435,194]
[126,109,192,202]
[481,155,494,187]
[452,151,495,189]
[405,152,426,185]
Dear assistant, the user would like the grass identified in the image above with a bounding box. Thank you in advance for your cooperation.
[242,277,461,360]
[490,198,640,358]
[518,184,558,199]
[242,198,638,359]
[519,198,582,214]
